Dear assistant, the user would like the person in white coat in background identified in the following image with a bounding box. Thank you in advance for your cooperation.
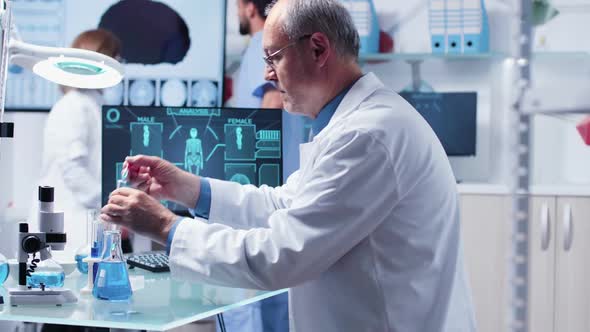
[33,29,121,254]
[102,0,477,331]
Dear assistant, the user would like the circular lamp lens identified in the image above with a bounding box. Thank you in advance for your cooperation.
[34,56,123,89]
[55,61,105,76]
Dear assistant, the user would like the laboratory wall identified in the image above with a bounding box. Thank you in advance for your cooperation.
[528,0,590,187]
[3,0,590,253]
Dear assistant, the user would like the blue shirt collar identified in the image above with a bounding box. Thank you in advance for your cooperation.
[311,84,354,137]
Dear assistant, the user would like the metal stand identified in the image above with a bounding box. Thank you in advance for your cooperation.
[510,0,533,331]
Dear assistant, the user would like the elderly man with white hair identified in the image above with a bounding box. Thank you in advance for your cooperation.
[102,0,477,331]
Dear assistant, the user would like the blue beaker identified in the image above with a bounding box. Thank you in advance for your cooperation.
[0,253,8,286]
[93,229,132,301]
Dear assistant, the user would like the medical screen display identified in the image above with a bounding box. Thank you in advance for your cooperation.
[102,106,283,213]
[399,92,477,156]
[7,0,225,109]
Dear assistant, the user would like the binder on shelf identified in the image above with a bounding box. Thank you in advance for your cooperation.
[428,0,489,54]
[463,0,489,53]
[446,0,462,53]
[429,0,446,54]
[340,0,380,54]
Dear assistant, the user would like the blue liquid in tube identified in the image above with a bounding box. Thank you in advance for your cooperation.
[91,240,102,258]
[27,272,65,288]
[93,261,132,301]
[75,254,89,274]
[91,239,104,280]
[0,263,9,285]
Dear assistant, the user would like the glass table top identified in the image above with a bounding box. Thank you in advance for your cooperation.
[0,268,286,331]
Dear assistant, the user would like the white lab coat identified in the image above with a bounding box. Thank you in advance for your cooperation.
[31,89,103,253]
[169,73,476,332]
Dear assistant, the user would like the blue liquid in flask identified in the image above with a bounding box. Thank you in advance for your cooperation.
[27,272,65,288]
[0,262,9,285]
[93,261,132,301]
[75,254,89,274]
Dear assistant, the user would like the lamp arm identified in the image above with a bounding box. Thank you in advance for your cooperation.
[8,39,123,74]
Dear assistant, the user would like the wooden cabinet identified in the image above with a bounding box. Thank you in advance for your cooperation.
[460,194,590,332]
[554,197,590,332]
[528,196,556,332]
[528,196,590,332]
[460,194,510,332]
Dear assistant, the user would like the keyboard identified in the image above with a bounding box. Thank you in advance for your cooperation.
[126,251,170,273]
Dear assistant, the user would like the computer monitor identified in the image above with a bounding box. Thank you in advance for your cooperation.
[399,92,477,156]
[102,106,283,214]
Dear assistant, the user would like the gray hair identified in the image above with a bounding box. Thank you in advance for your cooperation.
[266,0,360,59]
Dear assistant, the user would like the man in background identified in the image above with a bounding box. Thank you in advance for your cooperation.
[226,0,290,331]
[234,0,282,109]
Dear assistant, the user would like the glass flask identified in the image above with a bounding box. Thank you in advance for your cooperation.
[0,253,8,286]
[93,229,132,301]
[26,248,65,288]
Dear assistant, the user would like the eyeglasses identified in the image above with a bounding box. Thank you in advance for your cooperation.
[263,34,312,69]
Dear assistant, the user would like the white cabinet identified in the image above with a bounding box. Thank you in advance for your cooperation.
[460,194,590,332]
[528,196,556,332]
[460,194,510,332]
[528,196,590,332]
[554,197,590,332]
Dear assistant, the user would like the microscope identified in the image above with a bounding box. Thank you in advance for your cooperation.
[7,186,77,306]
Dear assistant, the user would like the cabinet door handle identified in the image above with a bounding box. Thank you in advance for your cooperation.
[563,204,574,252]
[540,203,550,251]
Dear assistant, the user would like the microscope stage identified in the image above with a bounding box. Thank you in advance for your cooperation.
[8,288,77,306]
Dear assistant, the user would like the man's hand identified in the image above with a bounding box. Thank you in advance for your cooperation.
[125,155,201,208]
[101,187,179,245]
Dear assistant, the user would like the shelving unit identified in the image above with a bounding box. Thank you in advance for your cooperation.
[511,1,590,331]
[508,1,533,332]
[359,52,505,62]
[361,51,590,62]
[226,50,590,76]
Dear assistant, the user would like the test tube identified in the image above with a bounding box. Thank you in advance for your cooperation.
[89,210,105,258]
[81,209,105,295]
[110,164,130,231]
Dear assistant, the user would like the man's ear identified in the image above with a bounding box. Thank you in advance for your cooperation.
[309,32,331,67]
[245,1,257,19]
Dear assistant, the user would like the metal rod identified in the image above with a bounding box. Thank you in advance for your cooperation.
[0,0,12,124]
[510,0,533,331]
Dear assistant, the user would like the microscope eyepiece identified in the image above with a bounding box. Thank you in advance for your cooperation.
[38,186,54,203]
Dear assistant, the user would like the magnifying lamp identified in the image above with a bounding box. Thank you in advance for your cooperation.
[0,0,124,130]
[9,40,124,90]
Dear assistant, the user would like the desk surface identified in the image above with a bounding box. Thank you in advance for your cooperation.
[0,268,286,331]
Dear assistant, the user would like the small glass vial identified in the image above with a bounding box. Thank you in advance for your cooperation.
[0,253,8,286]
[74,210,99,274]
[93,229,132,301]
[90,210,105,279]
[80,210,105,295]
[27,248,65,288]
